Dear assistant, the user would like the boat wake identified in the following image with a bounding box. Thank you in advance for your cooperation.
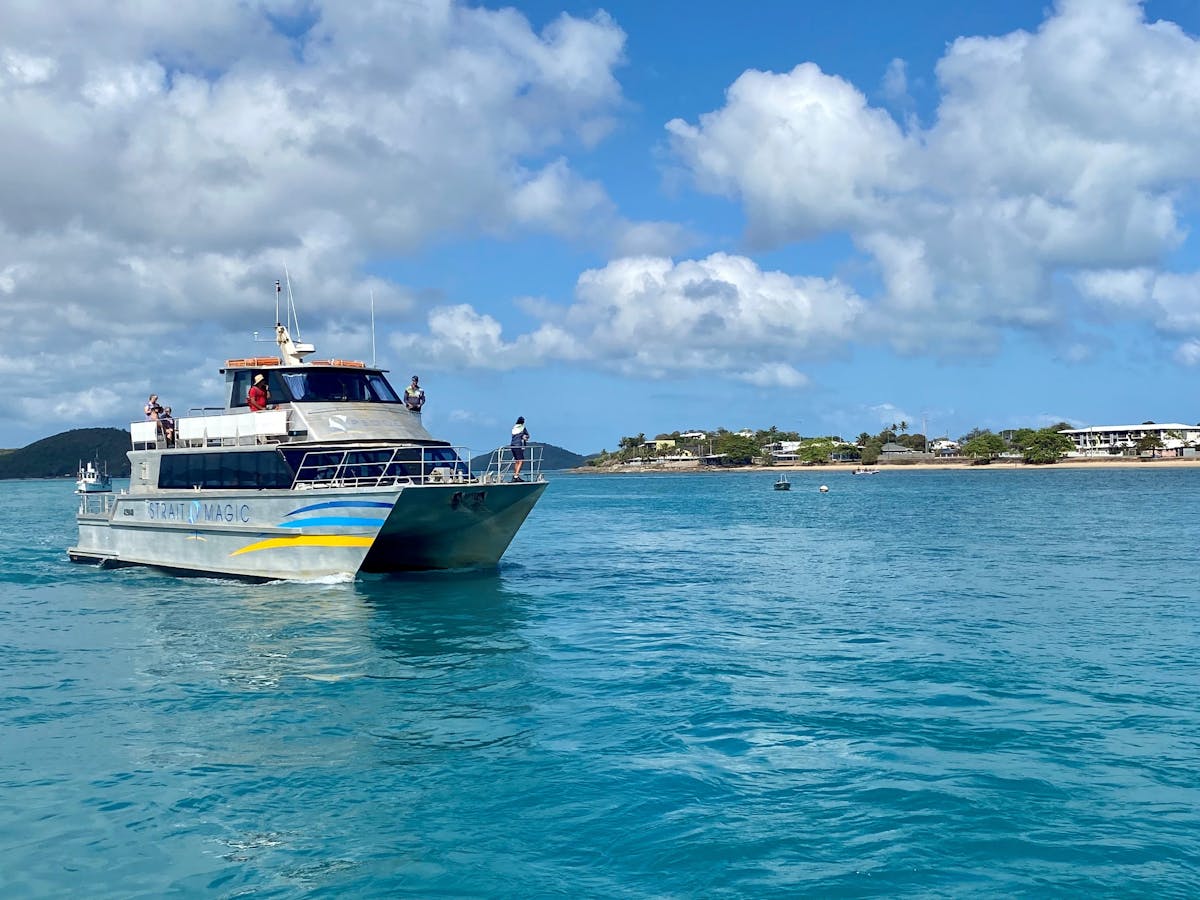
[266,571,358,586]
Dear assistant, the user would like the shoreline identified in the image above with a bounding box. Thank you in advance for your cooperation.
[570,457,1200,474]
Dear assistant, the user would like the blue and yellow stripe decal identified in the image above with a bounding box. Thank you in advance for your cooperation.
[283,501,395,517]
[231,535,376,557]
[278,516,387,528]
[231,500,395,557]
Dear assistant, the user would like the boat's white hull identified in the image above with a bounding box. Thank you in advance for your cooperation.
[69,480,546,580]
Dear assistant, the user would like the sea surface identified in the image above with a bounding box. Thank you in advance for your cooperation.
[1,469,1198,898]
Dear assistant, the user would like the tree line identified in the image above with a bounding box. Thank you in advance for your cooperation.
[589,422,1089,466]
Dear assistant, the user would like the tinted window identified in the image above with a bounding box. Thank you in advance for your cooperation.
[231,370,293,408]
[367,374,399,402]
[158,451,295,489]
[230,368,400,406]
[279,370,401,403]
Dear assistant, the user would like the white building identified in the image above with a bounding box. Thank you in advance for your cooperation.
[929,438,960,457]
[766,440,803,461]
[1059,423,1200,455]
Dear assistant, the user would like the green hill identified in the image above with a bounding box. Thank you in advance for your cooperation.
[1,428,582,480]
[469,442,586,471]
[0,428,131,479]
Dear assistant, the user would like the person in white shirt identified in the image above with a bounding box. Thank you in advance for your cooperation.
[510,416,530,481]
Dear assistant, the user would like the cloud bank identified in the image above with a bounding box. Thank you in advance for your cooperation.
[401,0,1200,381]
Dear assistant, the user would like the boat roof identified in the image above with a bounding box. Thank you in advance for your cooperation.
[220,357,387,374]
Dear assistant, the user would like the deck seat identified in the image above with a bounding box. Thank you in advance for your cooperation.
[175,418,205,448]
[130,421,158,450]
[254,409,288,443]
[205,416,238,447]
[232,413,259,446]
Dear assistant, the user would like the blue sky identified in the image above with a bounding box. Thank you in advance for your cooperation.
[3,0,1200,454]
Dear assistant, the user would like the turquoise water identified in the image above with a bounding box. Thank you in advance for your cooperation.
[1,469,1198,897]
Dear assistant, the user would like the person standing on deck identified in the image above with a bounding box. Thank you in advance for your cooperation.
[404,375,425,412]
[510,416,530,482]
[248,374,269,411]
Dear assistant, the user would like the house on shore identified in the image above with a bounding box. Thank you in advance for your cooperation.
[1059,423,1200,457]
[880,442,933,462]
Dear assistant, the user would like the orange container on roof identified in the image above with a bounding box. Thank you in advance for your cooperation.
[224,357,281,367]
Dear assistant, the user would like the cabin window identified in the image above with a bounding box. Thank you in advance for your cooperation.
[229,368,401,406]
[230,370,293,408]
[158,450,295,490]
[367,374,400,402]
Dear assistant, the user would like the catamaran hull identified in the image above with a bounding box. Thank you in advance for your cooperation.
[68,481,546,581]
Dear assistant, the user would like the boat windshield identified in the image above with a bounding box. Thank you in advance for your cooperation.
[230,369,402,407]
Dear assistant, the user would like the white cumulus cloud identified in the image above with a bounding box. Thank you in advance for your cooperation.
[391,253,862,381]
[666,0,1200,356]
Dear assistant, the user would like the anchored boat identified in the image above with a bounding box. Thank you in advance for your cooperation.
[69,313,546,580]
[76,459,112,493]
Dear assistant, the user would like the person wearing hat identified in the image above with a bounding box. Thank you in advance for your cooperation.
[247,373,270,411]
[403,375,425,412]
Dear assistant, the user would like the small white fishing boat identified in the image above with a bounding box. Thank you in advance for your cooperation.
[774,474,791,491]
[76,459,112,493]
[852,466,880,476]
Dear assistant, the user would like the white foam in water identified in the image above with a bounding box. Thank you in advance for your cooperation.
[266,571,357,586]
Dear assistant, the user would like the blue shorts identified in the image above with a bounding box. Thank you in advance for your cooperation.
[511,447,525,460]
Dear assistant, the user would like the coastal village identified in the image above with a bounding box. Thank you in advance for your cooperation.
[585,421,1200,470]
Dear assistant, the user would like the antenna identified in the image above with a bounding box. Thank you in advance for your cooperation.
[275,279,281,327]
[283,266,302,338]
[370,288,376,367]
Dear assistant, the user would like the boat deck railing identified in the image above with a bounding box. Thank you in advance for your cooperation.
[77,492,119,516]
[132,409,294,450]
[483,446,544,483]
[290,444,544,490]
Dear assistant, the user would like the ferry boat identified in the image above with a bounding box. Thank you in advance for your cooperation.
[68,317,546,580]
[76,459,112,493]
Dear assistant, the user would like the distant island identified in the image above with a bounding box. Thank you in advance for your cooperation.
[0,428,131,479]
[469,443,587,471]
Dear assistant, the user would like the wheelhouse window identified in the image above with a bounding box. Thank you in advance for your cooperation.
[230,370,292,408]
[229,368,402,407]
[280,370,401,403]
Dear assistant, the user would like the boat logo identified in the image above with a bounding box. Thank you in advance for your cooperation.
[328,414,348,432]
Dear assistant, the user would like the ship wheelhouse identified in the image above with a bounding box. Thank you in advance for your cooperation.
[223,362,404,409]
